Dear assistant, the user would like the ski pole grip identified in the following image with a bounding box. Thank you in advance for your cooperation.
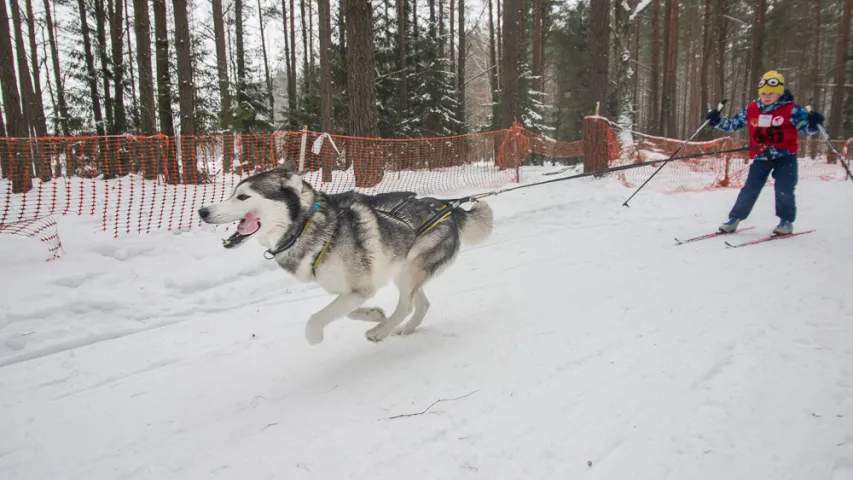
[716,99,728,111]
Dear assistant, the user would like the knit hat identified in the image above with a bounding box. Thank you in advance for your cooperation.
[758,70,785,96]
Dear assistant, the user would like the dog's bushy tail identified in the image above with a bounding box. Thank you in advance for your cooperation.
[456,201,493,246]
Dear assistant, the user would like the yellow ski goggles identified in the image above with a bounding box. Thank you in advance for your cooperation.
[758,78,783,88]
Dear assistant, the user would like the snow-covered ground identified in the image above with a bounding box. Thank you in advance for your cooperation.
[2,169,853,480]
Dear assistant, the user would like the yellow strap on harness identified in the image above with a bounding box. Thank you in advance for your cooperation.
[420,210,453,235]
[312,239,331,276]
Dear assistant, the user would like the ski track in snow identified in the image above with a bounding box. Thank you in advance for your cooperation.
[1,174,853,479]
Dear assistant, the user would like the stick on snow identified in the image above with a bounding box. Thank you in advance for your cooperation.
[806,103,853,182]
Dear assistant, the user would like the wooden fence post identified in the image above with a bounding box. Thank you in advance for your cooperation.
[583,115,609,174]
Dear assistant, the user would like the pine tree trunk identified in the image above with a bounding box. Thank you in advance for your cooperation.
[0,0,32,191]
[438,0,444,58]
[318,0,333,179]
[0,0,24,138]
[797,1,812,94]
[152,0,174,136]
[110,0,126,135]
[589,0,609,117]
[748,0,766,99]
[659,0,678,136]
[532,0,542,97]
[613,1,637,137]
[281,0,295,127]
[411,0,418,62]
[499,0,521,128]
[212,0,232,168]
[649,0,660,134]
[235,0,246,95]
[809,0,821,160]
[487,0,498,128]
[95,0,113,131]
[289,0,297,126]
[9,0,35,135]
[124,0,140,132]
[457,0,465,132]
[716,0,727,102]
[309,0,314,71]
[397,0,408,128]
[300,0,309,98]
[44,0,69,136]
[345,0,379,137]
[134,0,156,135]
[829,0,852,146]
[496,0,501,70]
[699,0,712,119]
[173,0,195,181]
[449,0,455,71]
[78,0,106,137]
[24,0,48,139]
[21,0,50,180]
[258,0,275,125]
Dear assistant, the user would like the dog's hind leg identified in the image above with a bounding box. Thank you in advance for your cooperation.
[348,307,387,322]
[394,288,430,336]
[305,293,369,345]
[364,269,422,342]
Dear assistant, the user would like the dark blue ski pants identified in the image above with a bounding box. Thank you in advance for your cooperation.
[729,154,798,222]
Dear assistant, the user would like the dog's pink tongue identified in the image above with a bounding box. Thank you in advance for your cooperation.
[237,212,260,235]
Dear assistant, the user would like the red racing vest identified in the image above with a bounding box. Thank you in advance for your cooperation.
[746,102,799,158]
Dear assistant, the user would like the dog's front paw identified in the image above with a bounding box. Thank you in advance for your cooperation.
[365,325,391,343]
[305,322,325,345]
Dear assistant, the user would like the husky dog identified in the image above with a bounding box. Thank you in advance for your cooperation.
[198,161,493,344]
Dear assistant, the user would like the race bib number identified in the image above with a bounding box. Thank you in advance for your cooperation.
[757,114,773,128]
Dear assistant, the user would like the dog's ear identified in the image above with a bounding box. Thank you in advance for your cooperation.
[276,160,298,174]
[278,168,303,193]
[274,160,304,192]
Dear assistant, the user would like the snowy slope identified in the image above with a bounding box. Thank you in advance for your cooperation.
[2,173,853,480]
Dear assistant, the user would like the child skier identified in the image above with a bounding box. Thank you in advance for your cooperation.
[705,70,825,235]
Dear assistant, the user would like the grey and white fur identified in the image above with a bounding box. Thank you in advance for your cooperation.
[198,160,493,344]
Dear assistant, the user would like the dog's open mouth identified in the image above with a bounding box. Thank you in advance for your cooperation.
[222,212,261,249]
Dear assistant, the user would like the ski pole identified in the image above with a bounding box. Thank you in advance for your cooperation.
[622,99,727,207]
[805,105,853,182]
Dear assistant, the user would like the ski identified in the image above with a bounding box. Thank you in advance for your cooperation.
[674,226,755,245]
[724,229,816,248]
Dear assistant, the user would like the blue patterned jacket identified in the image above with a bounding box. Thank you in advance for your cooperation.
[713,91,819,161]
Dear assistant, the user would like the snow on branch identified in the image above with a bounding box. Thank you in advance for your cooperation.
[629,0,653,22]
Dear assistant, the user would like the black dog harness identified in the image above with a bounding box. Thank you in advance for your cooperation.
[262,193,477,276]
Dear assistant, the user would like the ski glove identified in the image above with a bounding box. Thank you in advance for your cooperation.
[807,111,824,130]
[705,109,722,127]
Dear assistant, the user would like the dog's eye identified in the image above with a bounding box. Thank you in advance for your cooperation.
[236,194,250,201]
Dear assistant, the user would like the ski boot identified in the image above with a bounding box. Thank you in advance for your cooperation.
[718,217,741,233]
[773,220,793,235]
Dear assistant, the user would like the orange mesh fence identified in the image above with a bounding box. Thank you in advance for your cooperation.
[515,123,584,159]
[1,120,849,259]
[0,130,517,254]
[591,117,852,192]
[0,216,63,261]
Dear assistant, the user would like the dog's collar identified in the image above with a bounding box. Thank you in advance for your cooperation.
[263,202,321,259]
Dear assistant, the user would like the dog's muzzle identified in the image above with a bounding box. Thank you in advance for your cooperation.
[220,211,261,249]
